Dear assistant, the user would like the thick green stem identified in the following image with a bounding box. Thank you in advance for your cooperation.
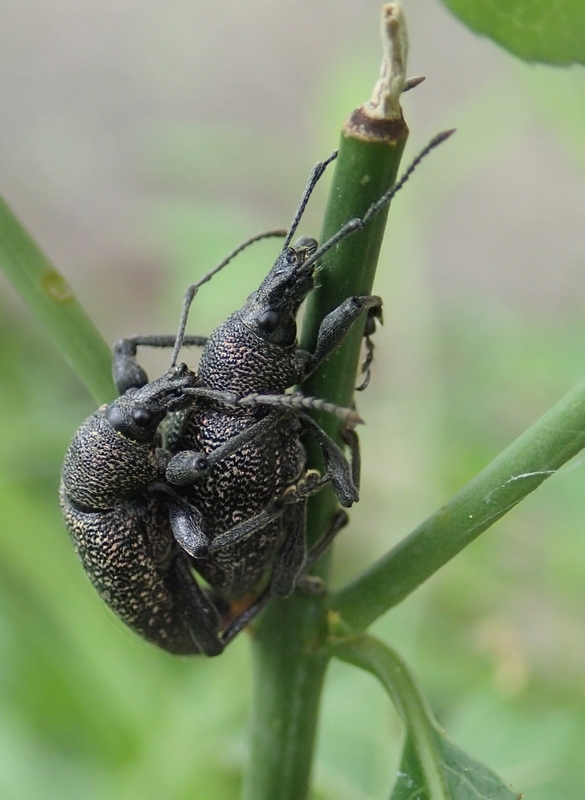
[300,105,408,559]
[332,373,585,631]
[243,596,330,800]
[0,195,115,403]
[244,6,411,797]
[300,133,407,407]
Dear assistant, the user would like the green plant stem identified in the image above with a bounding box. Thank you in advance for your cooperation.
[300,121,408,557]
[332,631,436,731]
[329,633,521,799]
[0,195,116,403]
[331,633,448,800]
[332,374,585,631]
[301,133,408,410]
[244,15,410,793]
[243,596,330,800]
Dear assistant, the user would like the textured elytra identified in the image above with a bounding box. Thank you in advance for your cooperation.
[62,412,162,510]
[60,408,203,654]
[60,368,219,655]
[168,310,308,597]
[174,405,305,598]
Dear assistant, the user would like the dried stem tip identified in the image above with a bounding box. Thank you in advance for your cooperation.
[344,3,409,143]
[365,3,408,121]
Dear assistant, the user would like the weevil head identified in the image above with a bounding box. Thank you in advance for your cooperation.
[238,237,318,347]
[104,363,198,443]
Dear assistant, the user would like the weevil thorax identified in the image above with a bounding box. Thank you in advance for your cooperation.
[199,239,317,396]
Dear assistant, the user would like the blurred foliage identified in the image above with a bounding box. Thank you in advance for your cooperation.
[0,196,115,405]
[2,8,585,800]
[441,0,585,66]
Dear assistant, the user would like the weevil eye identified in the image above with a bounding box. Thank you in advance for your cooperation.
[258,309,280,333]
[104,404,125,430]
[132,407,153,427]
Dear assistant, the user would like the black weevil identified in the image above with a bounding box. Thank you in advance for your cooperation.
[60,133,452,655]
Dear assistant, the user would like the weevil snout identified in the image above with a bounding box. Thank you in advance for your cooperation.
[256,242,318,309]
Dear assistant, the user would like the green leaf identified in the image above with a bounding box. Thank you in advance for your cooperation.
[391,735,520,800]
[441,0,585,65]
[331,635,521,800]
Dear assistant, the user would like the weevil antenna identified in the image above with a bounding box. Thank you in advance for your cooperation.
[301,129,456,273]
[171,228,287,366]
[283,151,338,248]
[236,392,363,424]
[183,386,364,425]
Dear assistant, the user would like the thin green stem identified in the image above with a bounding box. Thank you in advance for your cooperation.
[0,195,115,403]
[331,633,448,800]
[330,633,520,799]
[332,373,585,631]
[300,118,408,559]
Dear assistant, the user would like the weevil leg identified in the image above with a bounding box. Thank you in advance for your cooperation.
[165,410,287,486]
[169,500,212,559]
[219,504,329,640]
[207,504,285,553]
[113,335,208,394]
[299,414,358,507]
[304,509,349,571]
[221,509,349,643]
[269,502,307,597]
[295,513,351,595]
[220,588,272,646]
[300,295,383,378]
[207,470,330,554]
[173,554,224,656]
[340,425,361,492]
[356,303,383,391]
[294,509,350,595]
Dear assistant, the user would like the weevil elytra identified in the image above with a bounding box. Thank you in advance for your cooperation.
[60,131,453,655]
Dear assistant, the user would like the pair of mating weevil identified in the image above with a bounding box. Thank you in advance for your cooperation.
[60,134,449,656]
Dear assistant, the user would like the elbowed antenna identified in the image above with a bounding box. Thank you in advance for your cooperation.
[171,148,339,367]
[300,129,456,273]
[171,129,454,367]
[181,386,363,425]
[283,151,338,249]
[170,228,287,366]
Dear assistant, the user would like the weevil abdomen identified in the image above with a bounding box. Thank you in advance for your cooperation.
[61,488,202,654]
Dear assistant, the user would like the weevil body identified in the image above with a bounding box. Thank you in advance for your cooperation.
[167,240,379,601]
[60,133,451,656]
[60,366,224,655]
[59,248,371,655]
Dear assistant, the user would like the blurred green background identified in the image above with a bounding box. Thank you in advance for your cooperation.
[1,1,585,798]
